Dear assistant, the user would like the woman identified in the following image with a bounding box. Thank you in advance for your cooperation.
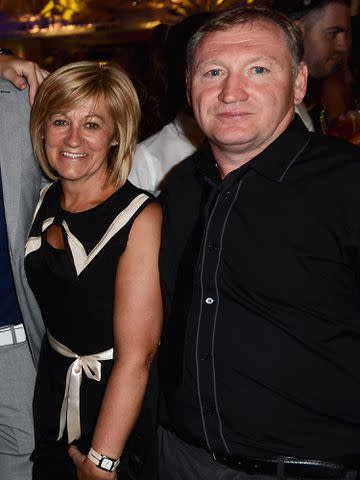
[25,61,162,479]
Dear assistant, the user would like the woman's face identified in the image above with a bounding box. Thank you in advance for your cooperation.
[44,95,117,186]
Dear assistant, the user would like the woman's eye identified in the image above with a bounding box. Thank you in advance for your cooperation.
[53,119,67,126]
[252,66,269,75]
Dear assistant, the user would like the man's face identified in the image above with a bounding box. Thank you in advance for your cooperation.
[301,2,350,79]
[188,21,307,162]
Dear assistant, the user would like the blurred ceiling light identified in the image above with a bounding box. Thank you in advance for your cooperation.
[40,0,87,21]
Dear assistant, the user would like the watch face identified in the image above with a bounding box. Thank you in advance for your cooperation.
[100,458,114,471]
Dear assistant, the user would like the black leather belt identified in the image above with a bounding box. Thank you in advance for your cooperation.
[211,453,349,478]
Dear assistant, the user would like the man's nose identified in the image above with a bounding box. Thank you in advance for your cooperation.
[335,32,348,53]
[218,74,249,103]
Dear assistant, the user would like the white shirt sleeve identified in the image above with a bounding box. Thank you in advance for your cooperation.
[129,144,159,196]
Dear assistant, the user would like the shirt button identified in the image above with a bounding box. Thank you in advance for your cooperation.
[201,352,209,361]
[205,297,214,305]
[223,191,231,201]
[207,242,218,252]
[205,407,215,416]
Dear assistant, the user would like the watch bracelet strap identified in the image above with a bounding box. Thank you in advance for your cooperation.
[87,447,121,471]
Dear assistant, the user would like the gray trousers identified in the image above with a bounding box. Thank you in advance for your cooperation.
[158,426,359,480]
[0,339,36,480]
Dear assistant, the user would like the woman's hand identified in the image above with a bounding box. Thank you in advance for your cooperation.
[69,445,117,480]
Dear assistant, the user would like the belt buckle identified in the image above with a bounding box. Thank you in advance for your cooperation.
[242,458,263,475]
[14,324,26,343]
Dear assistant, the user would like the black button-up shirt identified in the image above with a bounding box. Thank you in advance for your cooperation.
[159,116,360,461]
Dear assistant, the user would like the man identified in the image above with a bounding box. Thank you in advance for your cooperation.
[0,52,46,104]
[273,0,351,131]
[129,14,209,195]
[159,6,360,479]
[0,53,47,479]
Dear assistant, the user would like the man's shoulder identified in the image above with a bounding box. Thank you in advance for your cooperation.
[296,133,360,203]
[0,79,16,90]
[301,133,360,175]
[163,149,202,190]
[0,80,30,125]
[138,122,179,152]
[308,132,359,156]
[0,80,29,103]
[136,122,196,160]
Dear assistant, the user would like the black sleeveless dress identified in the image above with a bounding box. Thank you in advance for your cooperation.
[25,180,151,479]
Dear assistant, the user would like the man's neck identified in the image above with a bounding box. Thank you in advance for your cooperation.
[212,147,253,179]
[210,119,293,178]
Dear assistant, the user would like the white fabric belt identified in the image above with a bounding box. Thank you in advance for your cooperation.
[47,330,114,444]
[0,324,26,347]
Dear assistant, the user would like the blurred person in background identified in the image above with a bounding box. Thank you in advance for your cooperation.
[0,51,47,480]
[321,13,360,144]
[273,0,351,132]
[135,23,171,143]
[129,14,211,195]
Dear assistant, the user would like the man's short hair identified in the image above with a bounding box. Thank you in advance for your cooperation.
[272,0,351,22]
[186,7,304,80]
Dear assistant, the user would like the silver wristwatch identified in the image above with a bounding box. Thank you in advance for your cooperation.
[87,447,120,472]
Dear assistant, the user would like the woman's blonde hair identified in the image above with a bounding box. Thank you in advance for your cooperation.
[31,60,140,187]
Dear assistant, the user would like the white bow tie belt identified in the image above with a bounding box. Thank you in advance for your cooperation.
[47,330,114,444]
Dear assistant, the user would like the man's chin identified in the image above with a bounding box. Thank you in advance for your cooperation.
[325,59,344,77]
[310,61,342,80]
[211,134,256,152]
[211,128,255,146]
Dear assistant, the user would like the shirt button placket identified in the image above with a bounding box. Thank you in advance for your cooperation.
[197,186,233,450]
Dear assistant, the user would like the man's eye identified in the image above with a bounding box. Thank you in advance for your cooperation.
[252,66,269,75]
[207,69,222,77]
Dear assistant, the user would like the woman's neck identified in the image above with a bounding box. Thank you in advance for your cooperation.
[60,175,117,213]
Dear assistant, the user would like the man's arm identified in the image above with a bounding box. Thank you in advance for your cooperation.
[0,54,48,104]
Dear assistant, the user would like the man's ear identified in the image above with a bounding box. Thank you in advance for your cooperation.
[294,61,308,105]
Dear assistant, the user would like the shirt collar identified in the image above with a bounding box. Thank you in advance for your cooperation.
[195,115,312,187]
